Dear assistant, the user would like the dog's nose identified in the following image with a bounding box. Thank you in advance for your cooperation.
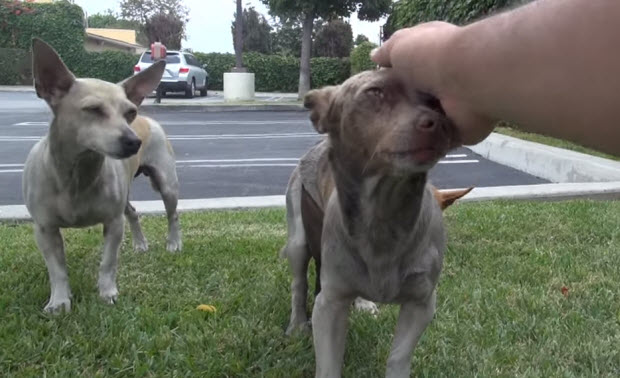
[120,134,142,153]
[416,117,436,132]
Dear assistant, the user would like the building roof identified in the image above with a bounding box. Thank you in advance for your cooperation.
[85,28,145,51]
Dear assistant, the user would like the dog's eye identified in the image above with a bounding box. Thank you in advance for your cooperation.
[365,87,384,100]
[83,105,105,117]
[124,109,137,123]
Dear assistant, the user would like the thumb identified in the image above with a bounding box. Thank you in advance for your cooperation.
[370,44,392,67]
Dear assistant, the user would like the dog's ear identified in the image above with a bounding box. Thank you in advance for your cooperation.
[120,60,166,106]
[32,38,75,107]
[304,86,339,134]
[435,187,473,210]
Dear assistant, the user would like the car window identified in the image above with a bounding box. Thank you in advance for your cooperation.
[141,52,181,64]
[183,54,195,66]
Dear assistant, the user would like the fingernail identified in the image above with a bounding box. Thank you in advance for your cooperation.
[370,47,378,58]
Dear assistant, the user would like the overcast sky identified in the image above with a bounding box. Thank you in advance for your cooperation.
[75,0,386,53]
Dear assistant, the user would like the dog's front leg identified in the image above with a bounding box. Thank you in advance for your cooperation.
[98,215,124,304]
[312,290,352,378]
[34,224,71,313]
[385,291,436,378]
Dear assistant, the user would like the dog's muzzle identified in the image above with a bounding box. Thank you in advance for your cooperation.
[118,133,142,158]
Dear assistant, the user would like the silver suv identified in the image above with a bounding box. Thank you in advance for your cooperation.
[134,51,208,98]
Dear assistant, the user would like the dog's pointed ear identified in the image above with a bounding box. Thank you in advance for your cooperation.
[32,38,75,107]
[120,60,166,106]
[435,187,474,210]
[304,86,339,134]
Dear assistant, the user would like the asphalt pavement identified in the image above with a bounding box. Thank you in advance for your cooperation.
[0,92,548,205]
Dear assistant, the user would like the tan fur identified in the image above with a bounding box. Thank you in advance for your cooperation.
[432,186,474,210]
[127,116,152,177]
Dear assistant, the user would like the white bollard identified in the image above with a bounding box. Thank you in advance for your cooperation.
[223,72,255,101]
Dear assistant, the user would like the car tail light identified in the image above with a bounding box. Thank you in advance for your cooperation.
[179,67,190,74]
[134,65,141,72]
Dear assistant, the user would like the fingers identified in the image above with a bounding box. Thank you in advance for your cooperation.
[371,29,406,67]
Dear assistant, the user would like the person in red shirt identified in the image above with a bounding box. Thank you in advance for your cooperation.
[150,38,166,103]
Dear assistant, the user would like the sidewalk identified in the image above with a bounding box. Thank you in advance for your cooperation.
[0,85,305,111]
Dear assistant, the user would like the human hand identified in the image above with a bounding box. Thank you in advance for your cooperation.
[372,22,496,145]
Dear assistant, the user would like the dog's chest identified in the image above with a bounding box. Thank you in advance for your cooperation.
[53,166,127,227]
[352,236,442,303]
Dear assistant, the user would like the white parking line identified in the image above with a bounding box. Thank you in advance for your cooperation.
[9,120,309,127]
[185,164,298,168]
[439,159,479,164]
[0,156,478,173]
[0,133,319,142]
[177,158,299,163]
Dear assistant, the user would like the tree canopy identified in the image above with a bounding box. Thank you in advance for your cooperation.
[231,7,273,55]
[313,19,353,58]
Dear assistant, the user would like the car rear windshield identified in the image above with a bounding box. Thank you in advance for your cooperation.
[141,52,181,64]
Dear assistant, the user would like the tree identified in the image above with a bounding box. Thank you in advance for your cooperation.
[383,0,523,40]
[354,33,369,46]
[144,12,184,49]
[119,0,188,46]
[231,7,273,54]
[313,19,353,58]
[233,0,243,69]
[87,10,148,46]
[261,0,391,99]
[350,40,377,74]
[271,20,302,57]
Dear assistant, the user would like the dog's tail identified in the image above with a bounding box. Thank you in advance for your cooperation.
[434,187,474,210]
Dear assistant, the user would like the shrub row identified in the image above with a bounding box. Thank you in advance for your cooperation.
[195,52,351,92]
[0,48,30,85]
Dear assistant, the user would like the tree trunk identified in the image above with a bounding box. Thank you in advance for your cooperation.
[234,0,243,69]
[298,11,314,99]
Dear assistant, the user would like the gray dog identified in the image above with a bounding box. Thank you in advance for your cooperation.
[23,39,181,313]
[281,70,460,377]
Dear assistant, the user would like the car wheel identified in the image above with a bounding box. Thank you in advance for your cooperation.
[199,85,207,97]
[185,79,195,99]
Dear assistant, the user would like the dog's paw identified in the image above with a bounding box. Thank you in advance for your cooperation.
[44,297,71,314]
[285,320,311,336]
[99,289,118,305]
[353,297,379,316]
[98,281,119,305]
[166,238,182,253]
[133,238,149,252]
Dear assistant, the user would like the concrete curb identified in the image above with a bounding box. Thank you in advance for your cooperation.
[468,133,620,183]
[141,104,305,113]
[0,86,34,92]
[2,183,619,221]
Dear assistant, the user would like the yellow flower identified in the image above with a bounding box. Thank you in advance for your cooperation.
[196,304,217,313]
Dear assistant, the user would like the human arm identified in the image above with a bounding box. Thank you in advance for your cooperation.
[372,0,620,156]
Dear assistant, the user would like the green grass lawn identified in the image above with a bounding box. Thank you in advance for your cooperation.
[1,201,619,377]
[495,124,619,161]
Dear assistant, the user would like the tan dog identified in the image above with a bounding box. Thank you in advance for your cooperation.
[281,69,461,377]
[23,39,181,313]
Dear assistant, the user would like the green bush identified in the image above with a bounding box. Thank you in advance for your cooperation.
[246,53,299,92]
[350,41,377,74]
[0,0,85,70]
[74,50,138,83]
[0,48,30,85]
[384,0,524,38]
[194,52,235,91]
[310,57,350,88]
[195,52,350,92]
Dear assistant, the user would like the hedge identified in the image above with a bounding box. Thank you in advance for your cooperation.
[195,52,350,92]
[74,51,138,83]
[0,48,30,85]
[384,0,524,37]
[0,0,85,70]
[350,41,377,75]
[0,0,137,84]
